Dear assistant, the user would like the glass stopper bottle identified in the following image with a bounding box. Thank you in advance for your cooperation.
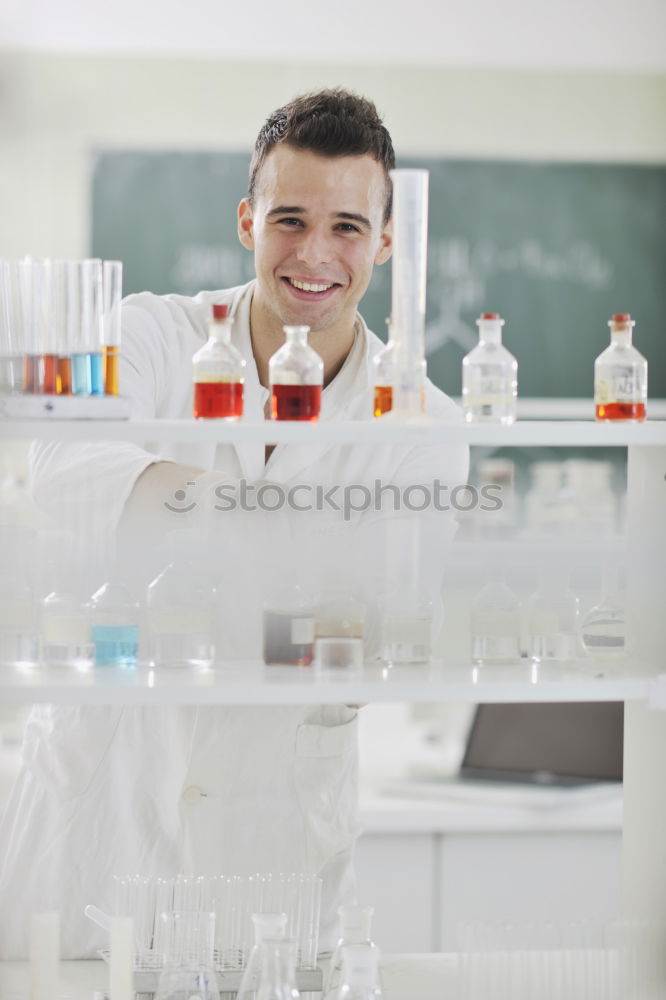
[88,578,140,668]
[324,905,378,1000]
[594,313,647,421]
[372,319,394,418]
[193,303,246,419]
[470,579,522,665]
[237,913,288,1000]
[462,312,517,424]
[269,326,323,422]
[335,944,382,1000]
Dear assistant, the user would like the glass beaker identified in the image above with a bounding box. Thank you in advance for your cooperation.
[263,585,316,666]
[470,580,522,665]
[88,578,139,668]
[155,910,220,1000]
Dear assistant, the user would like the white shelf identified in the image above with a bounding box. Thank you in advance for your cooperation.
[0,418,665,446]
[0,659,653,706]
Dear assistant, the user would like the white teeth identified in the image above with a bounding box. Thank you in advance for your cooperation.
[289,278,333,292]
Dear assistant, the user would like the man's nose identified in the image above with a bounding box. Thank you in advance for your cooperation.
[295,227,332,268]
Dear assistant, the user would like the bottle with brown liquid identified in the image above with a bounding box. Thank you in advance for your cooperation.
[269,326,323,421]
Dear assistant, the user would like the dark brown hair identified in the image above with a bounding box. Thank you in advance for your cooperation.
[248,88,395,223]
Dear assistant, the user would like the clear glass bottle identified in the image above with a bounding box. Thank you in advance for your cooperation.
[594,313,647,421]
[41,590,93,670]
[470,580,522,664]
[324,905,378,1000]
[523,461,572,533]
[146,535,216,669]
[335,944,382,1000]
[88,579,139,668]
[527,570,580,662]
[193,303,246,419]
[580,564,626,658]
[462,312,517,424]
[269,326,323,422]
[236,913,288,1000]
[255,938,300,1000]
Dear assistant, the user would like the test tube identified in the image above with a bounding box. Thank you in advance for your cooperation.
[0,260,25,393]
[53,260,74,395]
[72,259,104,395]
[389,169,429,415]
[103,260,122,395]
[19,259,57,394]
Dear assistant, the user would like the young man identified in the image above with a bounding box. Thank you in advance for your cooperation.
[0,89,468,959]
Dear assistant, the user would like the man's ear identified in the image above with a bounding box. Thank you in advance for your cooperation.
[238,198,255,250]
[375,217,393,265]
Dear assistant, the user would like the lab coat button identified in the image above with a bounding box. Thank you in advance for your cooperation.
[182,785,205,804]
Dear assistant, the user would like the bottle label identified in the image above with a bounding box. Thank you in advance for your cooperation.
[595,373,641,404]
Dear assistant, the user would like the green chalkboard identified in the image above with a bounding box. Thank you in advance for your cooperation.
[91,151,666,398]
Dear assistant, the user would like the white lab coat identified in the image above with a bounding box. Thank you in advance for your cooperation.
[0,281,468,959]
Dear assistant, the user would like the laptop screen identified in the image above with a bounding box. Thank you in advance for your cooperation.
[460,702,624,786]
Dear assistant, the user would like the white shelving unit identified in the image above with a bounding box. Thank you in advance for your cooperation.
[1,415,665,981]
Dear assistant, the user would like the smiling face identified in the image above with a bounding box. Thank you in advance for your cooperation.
[238,145,392,342]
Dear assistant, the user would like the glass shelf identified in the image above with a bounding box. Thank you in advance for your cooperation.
[0,418,665,446]
[0,659,653,706]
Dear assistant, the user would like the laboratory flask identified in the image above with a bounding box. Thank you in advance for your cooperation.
[334,944,382,1000]
[255,938,300,1000]
[236,913,288,1000]
[155,910,220,1000]
[324,905,378,1000]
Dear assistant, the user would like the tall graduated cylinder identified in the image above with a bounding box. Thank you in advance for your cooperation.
[388,169,429,416]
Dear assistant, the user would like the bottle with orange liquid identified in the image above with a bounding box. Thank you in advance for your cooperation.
[269,325,323,421]
[594,313,647,421]
[372,318,394,418]
[192,303,245,419]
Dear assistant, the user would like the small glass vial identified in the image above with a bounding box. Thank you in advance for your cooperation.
[88,580,139,668]
[580,564,626,658]
[595,313,647,421]
[470,580,522,664]
[527,570,580,662]
[335,944,382,1000]
[41,590,93,670]
[193,303,246,419]
[462,312,517,424]
[269,326,323,421]
[324,905,378,1000]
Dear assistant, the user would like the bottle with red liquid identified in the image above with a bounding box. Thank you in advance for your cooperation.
[594,313,647,421]
[192,303,245,419]
[269,325,323,421]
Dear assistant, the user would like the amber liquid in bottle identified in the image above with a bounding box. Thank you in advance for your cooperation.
[271,384,322,421]
[373,385,392,418]
[57,357,73,395]
[194,381,244,419]
[595,402,646,421]
[103,345,120,396]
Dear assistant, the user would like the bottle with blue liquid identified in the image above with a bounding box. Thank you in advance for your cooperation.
[88,578,139,668]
